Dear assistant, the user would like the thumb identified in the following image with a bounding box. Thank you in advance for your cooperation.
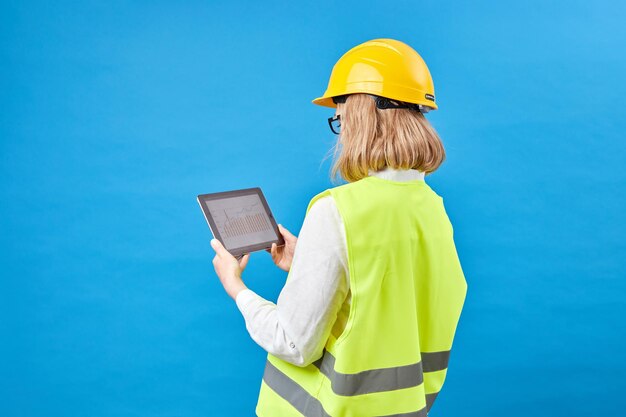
[210,238,228,257]
[278,224,296,239]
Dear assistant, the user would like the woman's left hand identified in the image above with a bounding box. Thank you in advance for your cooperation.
[210,238,251,300]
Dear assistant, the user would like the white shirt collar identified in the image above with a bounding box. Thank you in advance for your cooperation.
[367,166,425,182]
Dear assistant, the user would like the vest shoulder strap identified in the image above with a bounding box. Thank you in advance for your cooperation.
[305,188,332,215]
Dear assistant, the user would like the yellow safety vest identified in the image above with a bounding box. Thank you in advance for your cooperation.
[256,175,468,416]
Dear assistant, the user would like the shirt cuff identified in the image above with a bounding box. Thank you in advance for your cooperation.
[235,288,261,313]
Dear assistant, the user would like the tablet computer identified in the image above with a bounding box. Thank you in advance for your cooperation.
[197,187,285,259]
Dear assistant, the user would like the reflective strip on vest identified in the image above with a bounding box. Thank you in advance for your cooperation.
[263,359,429,417]
[420,351,450,373]
[311,348,450,396]
[262,360,331,417]
[425,392,439,412]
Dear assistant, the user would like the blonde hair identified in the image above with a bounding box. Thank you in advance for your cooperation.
[325,93,446,184]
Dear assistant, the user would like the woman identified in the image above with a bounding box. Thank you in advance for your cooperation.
[210,38,468,417]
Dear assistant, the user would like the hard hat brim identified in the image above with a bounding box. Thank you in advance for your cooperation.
[312,96,337,108]
[312,90,438,111]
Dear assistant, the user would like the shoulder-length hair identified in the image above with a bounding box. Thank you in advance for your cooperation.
[326,93,446,184]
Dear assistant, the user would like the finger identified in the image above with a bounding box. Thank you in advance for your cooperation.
[210,238,228,258]
[239,253,250,269]
[266,243,275,254]
[278,224,296,240]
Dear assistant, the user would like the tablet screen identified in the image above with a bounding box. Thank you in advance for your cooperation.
[204,193,277,250]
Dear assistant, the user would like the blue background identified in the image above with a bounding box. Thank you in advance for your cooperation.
[1,1,625,416]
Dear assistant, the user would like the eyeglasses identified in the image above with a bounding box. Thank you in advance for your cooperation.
[328,114,341,135]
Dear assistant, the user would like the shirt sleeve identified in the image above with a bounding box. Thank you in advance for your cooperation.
[235,195,349,367]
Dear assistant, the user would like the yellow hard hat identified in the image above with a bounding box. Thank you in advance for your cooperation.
[312,38,437,111]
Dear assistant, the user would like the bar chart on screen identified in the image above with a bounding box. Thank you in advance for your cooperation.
[205,193,278,249]
[220,203,271,238]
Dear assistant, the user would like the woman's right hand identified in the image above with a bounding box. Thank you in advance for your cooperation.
[266,224,297,272]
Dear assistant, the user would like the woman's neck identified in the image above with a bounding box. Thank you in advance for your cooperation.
[368,166,425,182]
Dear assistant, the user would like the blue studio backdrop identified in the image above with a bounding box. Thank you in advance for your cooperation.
[1,1,625,416]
